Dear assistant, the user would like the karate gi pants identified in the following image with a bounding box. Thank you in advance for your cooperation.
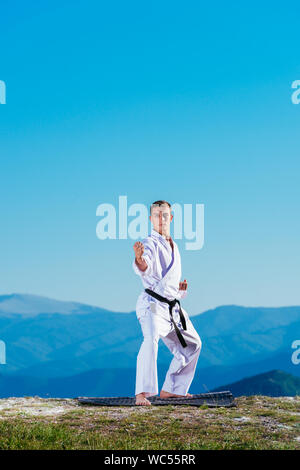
[135,307,202,397]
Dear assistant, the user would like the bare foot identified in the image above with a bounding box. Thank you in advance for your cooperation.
[160,390,193,398]
[135,393,152,406]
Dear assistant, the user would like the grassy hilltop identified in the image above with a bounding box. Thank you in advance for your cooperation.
[0,395,299,450]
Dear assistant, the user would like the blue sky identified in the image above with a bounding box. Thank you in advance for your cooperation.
[0,1,299,315]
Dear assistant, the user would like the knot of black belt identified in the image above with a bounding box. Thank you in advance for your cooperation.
[144,288,187,348]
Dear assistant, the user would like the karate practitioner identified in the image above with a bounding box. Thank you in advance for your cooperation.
[133,200,202,406]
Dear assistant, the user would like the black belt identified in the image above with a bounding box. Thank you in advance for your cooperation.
[144,288,188,348]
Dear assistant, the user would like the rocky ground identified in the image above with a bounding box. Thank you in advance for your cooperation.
[0,395,299,450]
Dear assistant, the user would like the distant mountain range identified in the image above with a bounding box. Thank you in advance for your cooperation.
[0,367,299,399]
[213,369,300,397]
[0,293,299,397]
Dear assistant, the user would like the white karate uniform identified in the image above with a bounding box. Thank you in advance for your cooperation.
[133,228,202,397]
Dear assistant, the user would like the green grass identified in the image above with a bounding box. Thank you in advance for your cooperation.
[0,396,299,450]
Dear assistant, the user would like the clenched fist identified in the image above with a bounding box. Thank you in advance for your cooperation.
[133,241,144,262]
[133,242,148,272]
[179,279,188,291]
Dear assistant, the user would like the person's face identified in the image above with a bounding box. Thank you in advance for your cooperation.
[150,205,173,234]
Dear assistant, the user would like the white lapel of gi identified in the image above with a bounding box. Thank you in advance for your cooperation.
[154,240,181,299]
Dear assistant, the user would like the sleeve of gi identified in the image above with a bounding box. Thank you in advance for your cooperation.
[132,240,154,277]
[178,289,188,300]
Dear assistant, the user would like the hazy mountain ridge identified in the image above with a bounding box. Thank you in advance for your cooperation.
[212,369,300,397]
[0,293,113,317]
[0,293,299,395]
[0,367,299,398]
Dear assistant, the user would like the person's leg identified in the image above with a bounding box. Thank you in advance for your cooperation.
[160,315,202,397]
[135,309,161,404]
